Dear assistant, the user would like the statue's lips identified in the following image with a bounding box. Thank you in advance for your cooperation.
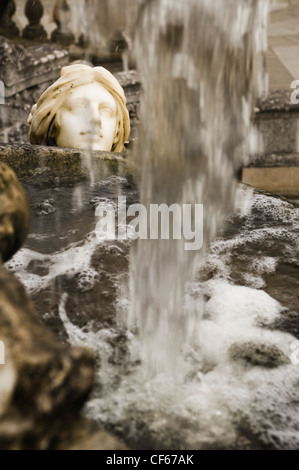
[80,132,103,138]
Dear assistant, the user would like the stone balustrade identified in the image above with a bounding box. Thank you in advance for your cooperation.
[0,0,140,73]
[0,0,76,45]
[0,1,141,53]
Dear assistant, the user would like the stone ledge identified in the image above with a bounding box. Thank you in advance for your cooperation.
[246,152,299,168]
[0,36,69,98]
[255,89,299,114]
[0,143,126,178]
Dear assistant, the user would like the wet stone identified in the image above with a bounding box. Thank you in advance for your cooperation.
[229,341,291,368]
[33,199,56,216]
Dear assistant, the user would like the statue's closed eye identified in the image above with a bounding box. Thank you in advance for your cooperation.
[73,102,88,109]
[67,98,89,111]
[66,100,115,118]
[99,106,114,117]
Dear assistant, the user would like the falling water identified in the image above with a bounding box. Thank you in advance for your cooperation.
[129,0,269,377]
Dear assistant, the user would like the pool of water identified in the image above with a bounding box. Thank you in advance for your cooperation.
[5,160,299,450]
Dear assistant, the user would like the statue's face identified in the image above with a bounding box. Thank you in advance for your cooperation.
[56,82,118,151]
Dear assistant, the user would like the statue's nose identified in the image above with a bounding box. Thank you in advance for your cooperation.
[89,103,101,125]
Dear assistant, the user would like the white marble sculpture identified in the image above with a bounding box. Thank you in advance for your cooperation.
[28,64,130,152]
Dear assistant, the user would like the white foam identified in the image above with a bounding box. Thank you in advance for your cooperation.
[39,265,299,450]
[7,233,100,294]
[54,268,299,449]
[205,279,282,325]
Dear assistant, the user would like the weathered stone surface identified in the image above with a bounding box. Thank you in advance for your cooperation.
[246,153,299,168]
[250,90,299,159]
[0,143,126,178]
[114,70,140,90]
[0,36,69,97]
[0,36,68,146]
[0,262,95,449]
[0,162,30,262]
[256,89,299,113]
[115,70,141,137]
[244,89,299,193]
[254,114,299,156]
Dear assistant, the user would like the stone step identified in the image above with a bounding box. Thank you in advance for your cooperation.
[242,152,299,198]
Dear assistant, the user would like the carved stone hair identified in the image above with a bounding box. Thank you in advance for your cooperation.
[28,64,130,152]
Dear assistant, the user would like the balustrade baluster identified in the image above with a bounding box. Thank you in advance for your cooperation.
[0,0,19,37]
[51,0,74,46]
[23,0,47,40]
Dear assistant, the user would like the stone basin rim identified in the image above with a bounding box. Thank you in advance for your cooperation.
[0,143,126,160]
[0,143,128,178]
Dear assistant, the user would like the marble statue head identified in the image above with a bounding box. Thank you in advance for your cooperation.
[28,64,130,152]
